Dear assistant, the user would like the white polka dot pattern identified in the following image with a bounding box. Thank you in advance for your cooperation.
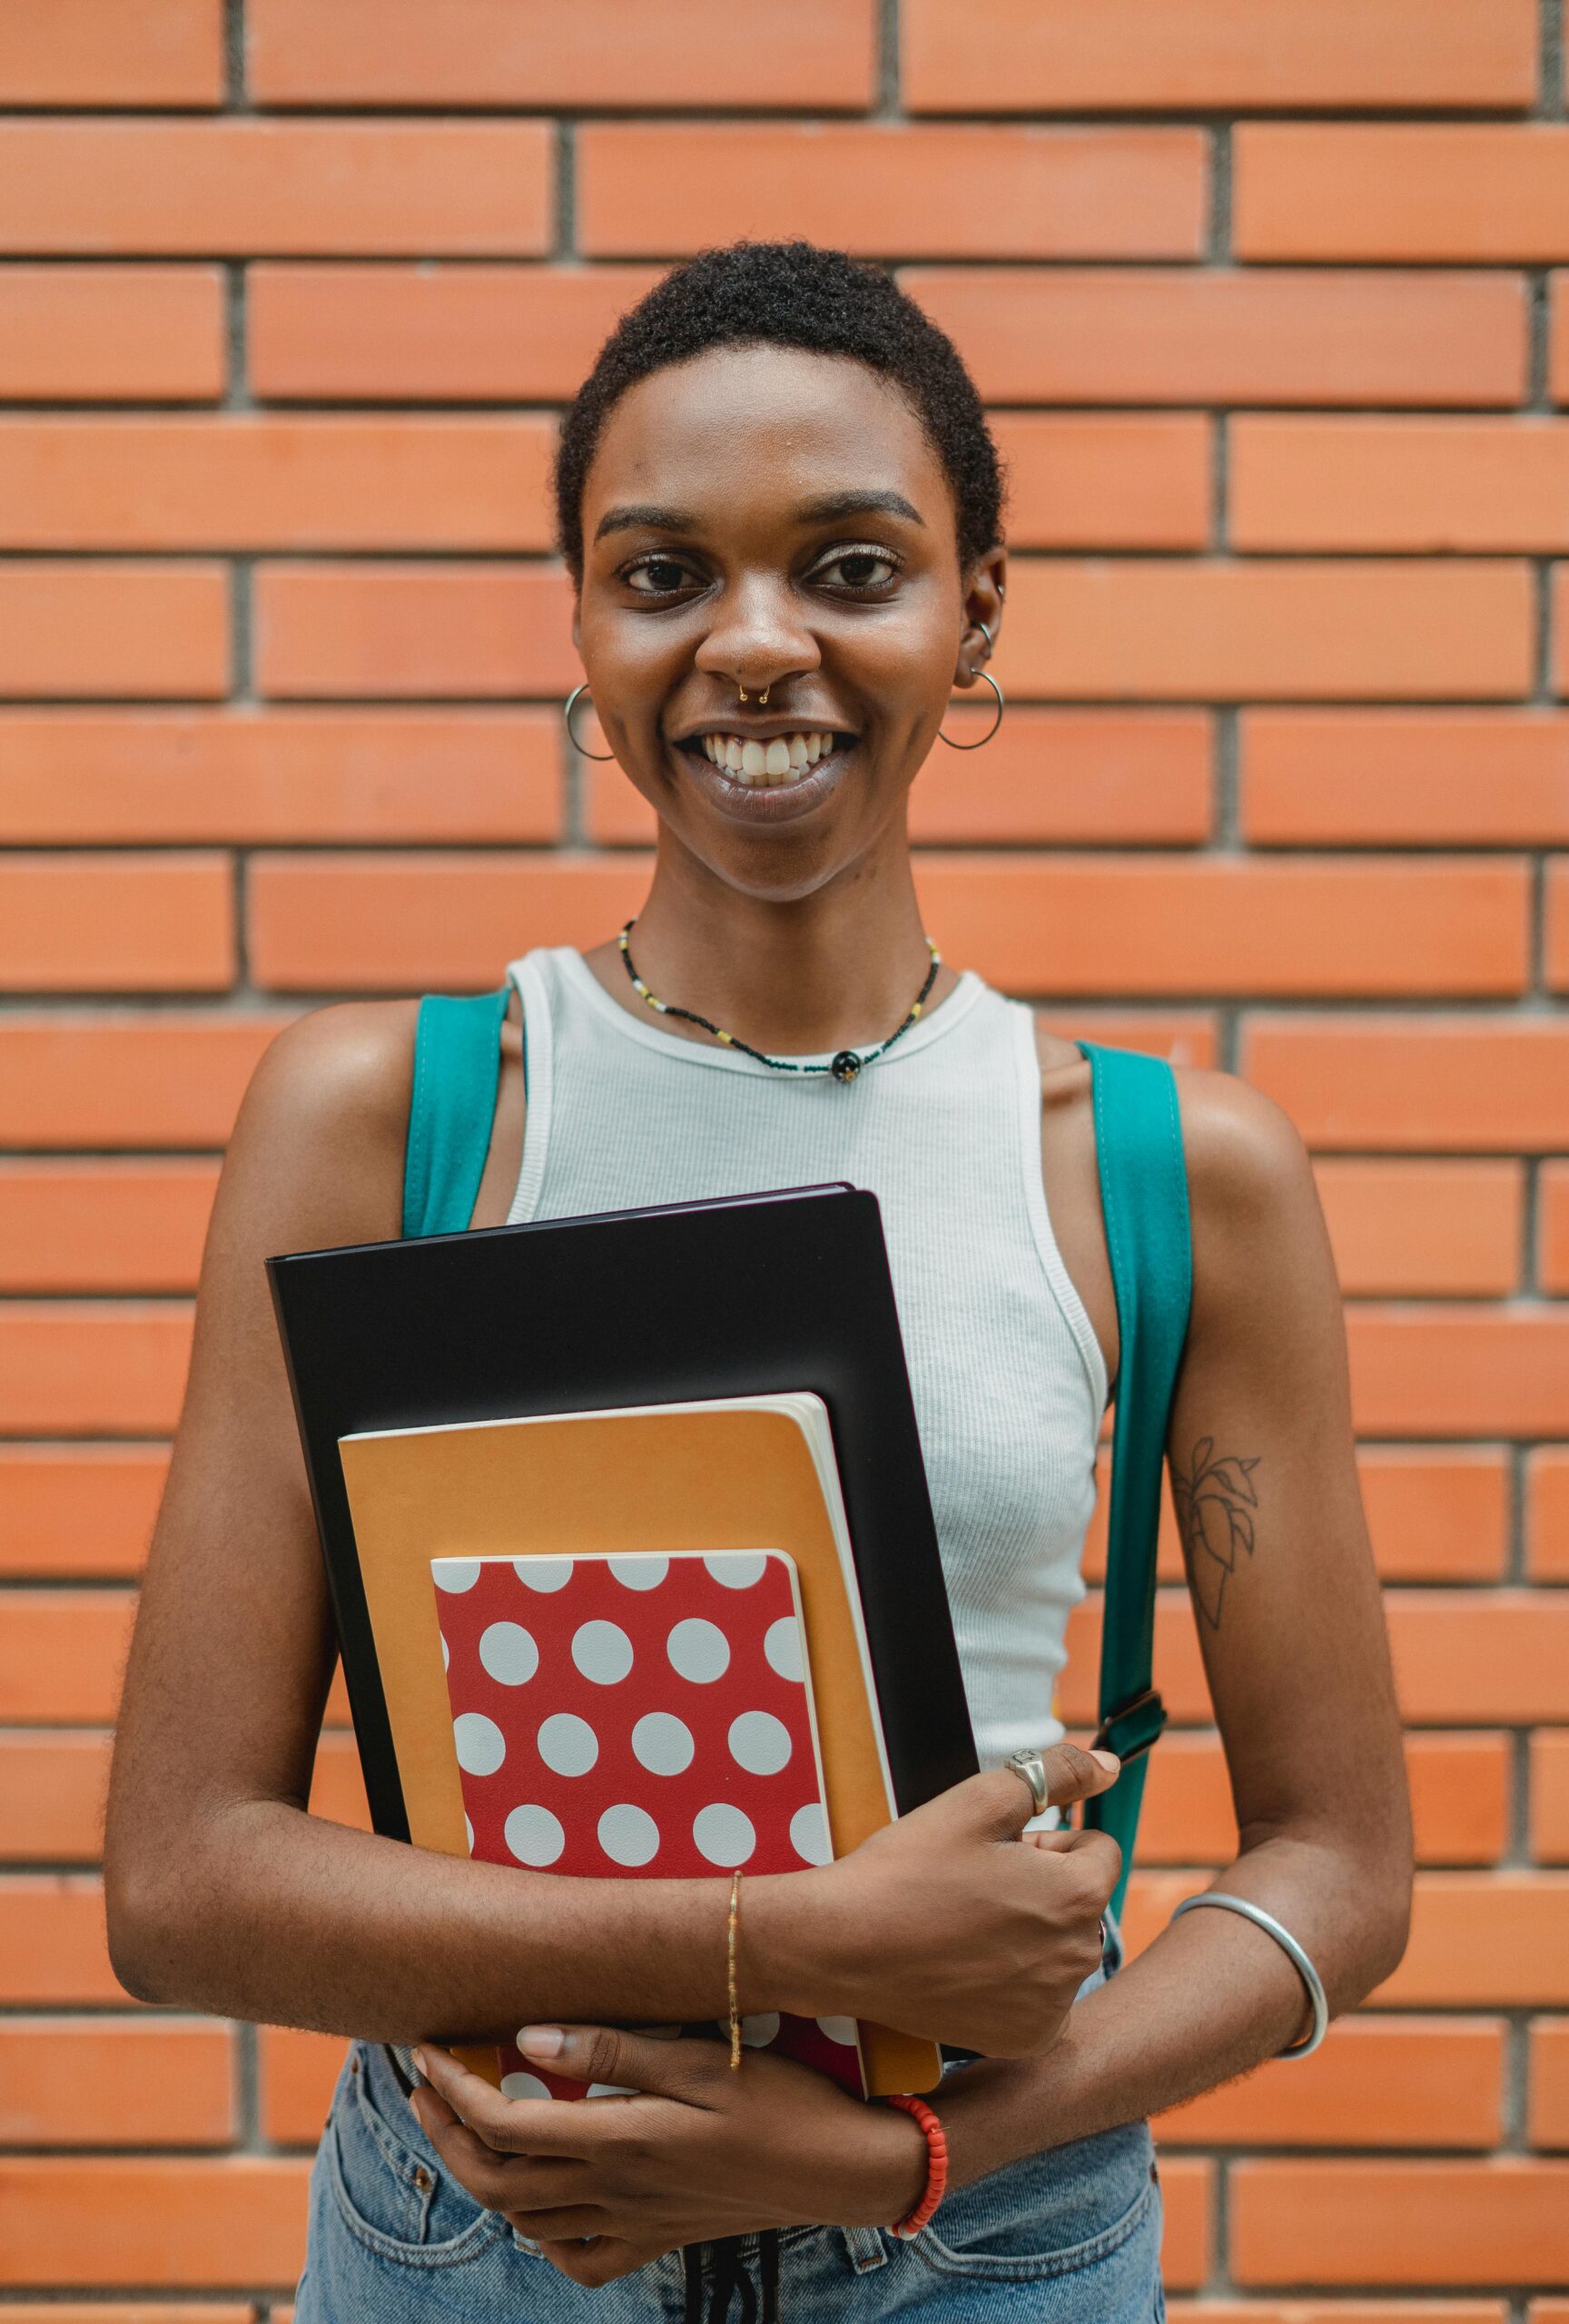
[432,1547,858,2104]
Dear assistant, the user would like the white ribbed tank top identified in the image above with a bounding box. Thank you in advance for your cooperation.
[501,946,1110,1768]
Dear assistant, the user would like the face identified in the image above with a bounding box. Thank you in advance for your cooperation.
[574,345,1003,901]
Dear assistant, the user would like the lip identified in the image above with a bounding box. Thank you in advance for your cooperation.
[670,733,854,824]
[670,716,856,747]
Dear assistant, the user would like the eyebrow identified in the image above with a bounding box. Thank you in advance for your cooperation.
[591,487,926,546]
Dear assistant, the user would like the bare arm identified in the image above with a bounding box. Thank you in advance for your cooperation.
[104,1005,1118,2053]
[933,1066,1414,2185]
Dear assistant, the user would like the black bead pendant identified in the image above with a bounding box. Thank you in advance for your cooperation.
[830,1049,863,1084]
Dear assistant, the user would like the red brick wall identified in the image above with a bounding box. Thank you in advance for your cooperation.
[1,0,1567,2310]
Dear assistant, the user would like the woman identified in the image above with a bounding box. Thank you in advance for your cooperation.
[105,241,1412,2320]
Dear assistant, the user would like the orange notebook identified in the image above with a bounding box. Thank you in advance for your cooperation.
[338,1393,941,2097]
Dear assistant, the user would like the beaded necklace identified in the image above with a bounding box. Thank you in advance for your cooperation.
[616,918,942,1085]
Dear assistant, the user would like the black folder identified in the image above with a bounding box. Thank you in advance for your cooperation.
[267,1182,979,1845]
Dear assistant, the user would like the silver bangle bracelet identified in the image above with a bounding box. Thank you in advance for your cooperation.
[1169,1892,1329,2059]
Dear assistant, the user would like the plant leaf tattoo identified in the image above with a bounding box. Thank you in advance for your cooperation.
[1171,1435,1262,1631]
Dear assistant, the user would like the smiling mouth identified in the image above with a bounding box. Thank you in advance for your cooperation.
[676,728,849,790]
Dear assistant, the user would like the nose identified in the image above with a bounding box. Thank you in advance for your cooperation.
[694,572,821,700]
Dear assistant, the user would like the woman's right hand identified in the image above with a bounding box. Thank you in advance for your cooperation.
[793,1744,1124,2058]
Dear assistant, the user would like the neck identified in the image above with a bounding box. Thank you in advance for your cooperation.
[598,825,957,1059]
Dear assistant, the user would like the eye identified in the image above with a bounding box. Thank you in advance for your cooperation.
[622,555,702,597]
[816,546,903,594]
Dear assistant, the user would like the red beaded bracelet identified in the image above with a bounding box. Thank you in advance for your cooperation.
[883,2093,949,2238]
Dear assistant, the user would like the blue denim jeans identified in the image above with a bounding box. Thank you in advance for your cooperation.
[292,1926,1163,2322]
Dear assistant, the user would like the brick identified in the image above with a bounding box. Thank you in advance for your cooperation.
[1527,1450,1569,1581]
[0,563,228,700]
[0,1732,111,1861]
[1157,2158,1211,2290]
[248,0,876,108]
[1315,1159,1522,1296]
[0,419,556,551]
[578,125,1205,261]
[253,562,577,700]
[244,849,1527,1000]
[0,266,223,401]
[903,0,1535,111]
[259,2025,346,2146]
[0,1448,167,1580]
[1547,860,1569,989]
[0,1878,122,2005]
[0,2019,232,2147]
[1347,1311,1569,1440]
[1544,1162,1569,1294]
[1230,2158,1569,2286]
[1534,1731,1569,1862]
[0,2156,309,2286]
[1376,1875,1569,2007]
[1242,712,1569,845]
[1000,560,1534,703]
[0,857,232,992]
[1068,1590,1569,1728]
[0,711,561,844]
[0,0,222,103]
[587,710,1214,848]
[0,122,551,258]
[249,262,661,403]
[908,856,1528,997]
[1044,1011,1219,1069]
[0,1306,192,1435]
[247,853,651,990]
[1355,1450,1509,1583]
[0,1593,134,1724]
[904,269,1525,409]
[1168,2309,1507,2324]
[1134,1729,1507,1866]
[0,1162,217,1293]
[1232,419,1569,552]
[1243,1017,1569,1151]
[1153,2017,1502,2150]
[1236,125,1569,263]
[0,1014,287,1148]
[0,2310,251,2323]
[990,416,1210,550]
[1533,2018,1569,2148]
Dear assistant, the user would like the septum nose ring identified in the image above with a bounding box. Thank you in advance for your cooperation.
[737,680,771,705]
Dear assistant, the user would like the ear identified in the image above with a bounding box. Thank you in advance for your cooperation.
[953,547,1007,688]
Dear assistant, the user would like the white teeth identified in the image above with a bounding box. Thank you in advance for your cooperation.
[696,731,839,786]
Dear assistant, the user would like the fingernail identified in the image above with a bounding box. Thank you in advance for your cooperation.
[1090,1748,1120,1773]
[516,2024,565,2058]
[411,2046,429,2079]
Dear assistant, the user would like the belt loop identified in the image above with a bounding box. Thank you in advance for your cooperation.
[837,2221,890,2274]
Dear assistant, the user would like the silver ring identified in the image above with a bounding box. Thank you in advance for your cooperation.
[1004,1747,1051,1818]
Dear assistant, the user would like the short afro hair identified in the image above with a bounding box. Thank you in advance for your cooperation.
[554,240,1005,585]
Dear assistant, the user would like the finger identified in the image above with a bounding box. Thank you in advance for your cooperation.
[413,2044,596,2157]
[540,2233,668,2289]
[1052,1826,1124,1908]
[512,2022,726,2107]
[957,1745,1120,1840]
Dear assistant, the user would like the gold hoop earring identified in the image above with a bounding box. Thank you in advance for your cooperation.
[563,682,616,761]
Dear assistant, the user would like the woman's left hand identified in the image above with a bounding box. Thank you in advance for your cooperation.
[410,2024,929,2288]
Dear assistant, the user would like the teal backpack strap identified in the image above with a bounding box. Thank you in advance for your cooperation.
[402,985,513,1239]
[1074,1039,1193,1925]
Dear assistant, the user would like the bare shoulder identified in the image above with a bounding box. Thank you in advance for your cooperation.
[1169,1062,1319,1246]
[218,997,421,1255]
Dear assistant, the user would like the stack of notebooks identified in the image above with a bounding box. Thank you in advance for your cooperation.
[269,1186,980,2101]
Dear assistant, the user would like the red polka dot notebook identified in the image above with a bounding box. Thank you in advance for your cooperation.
[432,1547,869,2102]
